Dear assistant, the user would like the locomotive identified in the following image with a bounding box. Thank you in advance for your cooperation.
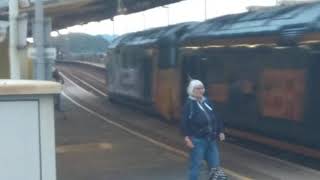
[106,2,320,153]
[106,22,196,119]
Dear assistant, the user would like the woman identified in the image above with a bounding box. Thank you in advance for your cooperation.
[180,79,226,180]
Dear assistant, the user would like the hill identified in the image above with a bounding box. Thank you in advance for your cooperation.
[51,33,110,54]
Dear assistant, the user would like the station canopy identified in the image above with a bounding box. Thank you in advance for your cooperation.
[0,0,183,30]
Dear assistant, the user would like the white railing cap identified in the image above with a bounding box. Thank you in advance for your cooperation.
[0,80,62,95]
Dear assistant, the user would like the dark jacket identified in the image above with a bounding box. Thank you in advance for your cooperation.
[180,96,224,139]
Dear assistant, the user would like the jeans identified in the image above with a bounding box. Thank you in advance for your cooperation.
[188,137,220,180]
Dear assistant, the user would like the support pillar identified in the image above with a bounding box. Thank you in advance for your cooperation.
[34,0,45,80]
[9,0,21,79]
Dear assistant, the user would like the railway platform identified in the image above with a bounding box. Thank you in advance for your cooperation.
[55,95,188,180]
[54,63,320,180]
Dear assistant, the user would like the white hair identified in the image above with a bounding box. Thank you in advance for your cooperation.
[187,79,204,96]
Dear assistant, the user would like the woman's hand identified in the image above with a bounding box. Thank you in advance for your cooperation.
[184,136,194,148]
[219,133,225,141]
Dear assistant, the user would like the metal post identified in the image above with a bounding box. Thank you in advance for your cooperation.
[142,12,146,30]
[44,18,53,80]
[163,6,170,26]
[167,7,170,26]
[65,35,70,60]
[204,0,207,20]
[34,0,45,80]
[112,19,115,36]
[9,0,20,79]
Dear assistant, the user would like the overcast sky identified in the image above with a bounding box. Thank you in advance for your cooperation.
[54,0,278,36]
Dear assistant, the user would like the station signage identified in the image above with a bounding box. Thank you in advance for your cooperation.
[28,47,57,60]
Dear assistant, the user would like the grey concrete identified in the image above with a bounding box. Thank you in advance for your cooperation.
[55,96,192,180]
[56,64,320,180]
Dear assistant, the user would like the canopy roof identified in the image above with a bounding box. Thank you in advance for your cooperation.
[0,0,183,30]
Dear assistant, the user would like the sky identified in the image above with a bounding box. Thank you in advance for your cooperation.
[53,0,279,36]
